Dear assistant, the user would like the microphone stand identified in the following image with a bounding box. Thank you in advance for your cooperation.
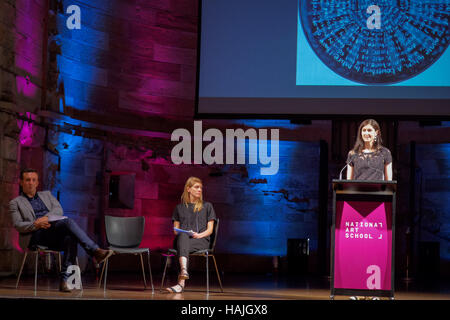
[339,162,349,180]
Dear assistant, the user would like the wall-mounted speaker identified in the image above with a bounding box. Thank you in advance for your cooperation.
[108,173,135,209]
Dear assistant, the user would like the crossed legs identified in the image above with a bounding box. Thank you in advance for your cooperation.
[28,218,111,281]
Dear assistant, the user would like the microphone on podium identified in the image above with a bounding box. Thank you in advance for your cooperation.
[339,161,350,180]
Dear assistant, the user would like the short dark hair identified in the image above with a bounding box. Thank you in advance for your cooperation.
[20,168,39,180]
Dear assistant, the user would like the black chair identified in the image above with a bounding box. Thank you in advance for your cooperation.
[160,218,223,294]
[99,215,154,292]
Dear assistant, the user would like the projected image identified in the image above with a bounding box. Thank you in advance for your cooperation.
[297,1,450,85]
[198,0,450,115]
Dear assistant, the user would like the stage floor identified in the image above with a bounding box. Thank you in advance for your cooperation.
[1,272,449,300]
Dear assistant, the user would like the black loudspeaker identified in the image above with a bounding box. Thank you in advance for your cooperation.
[108,173,135,209]
[287,238,310,274]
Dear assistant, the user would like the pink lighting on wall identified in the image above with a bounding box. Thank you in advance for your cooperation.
[16,75,39,98]
[15,0,46,100]
[17,112,36,146]
[11,230,23,253]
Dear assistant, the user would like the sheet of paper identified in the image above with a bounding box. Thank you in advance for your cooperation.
[174,227,194,236]
[47,214,68,222]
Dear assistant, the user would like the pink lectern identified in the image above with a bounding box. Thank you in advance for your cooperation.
[330,179,397,300]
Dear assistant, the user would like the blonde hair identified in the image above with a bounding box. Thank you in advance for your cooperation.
[181,177,203,212]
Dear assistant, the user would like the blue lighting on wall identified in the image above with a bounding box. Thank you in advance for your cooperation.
[56,8,105,111]
[215,118,320,257]
[434,144,450,262]
[417,143,450,263]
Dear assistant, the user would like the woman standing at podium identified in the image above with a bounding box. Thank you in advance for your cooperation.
[345,119,393,300]
[346,119,393,181]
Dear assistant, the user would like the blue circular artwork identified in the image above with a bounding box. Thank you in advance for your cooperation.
[299,1,450,84]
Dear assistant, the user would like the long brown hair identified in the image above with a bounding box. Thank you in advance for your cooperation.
[351,119,383,154]
[181,177,203,212]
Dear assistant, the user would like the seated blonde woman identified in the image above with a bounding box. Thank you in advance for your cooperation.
[166,177,216,293]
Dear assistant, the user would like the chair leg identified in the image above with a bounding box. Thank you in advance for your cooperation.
[160,255,170,292]
[103,258,109,292]
[147,251,154,293]
[98,259,106,288]
[34,251,39,292]
[139,253,147,289]
[206,253,209,295]
[15,251,28,289]
[76,257,83,291]
[58,253,62,272]
[212,255,224,292]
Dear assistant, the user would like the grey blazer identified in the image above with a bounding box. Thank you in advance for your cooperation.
[9,191,64,250]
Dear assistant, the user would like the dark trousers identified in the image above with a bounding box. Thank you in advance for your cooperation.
[28,218,99,279]
[175,232,209,261]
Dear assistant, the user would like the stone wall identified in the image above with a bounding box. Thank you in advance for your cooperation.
[414,143,450,277]
[0,0,47,275]
[396,122,450,278]
[0,113,21,275]
[55,0,197,119]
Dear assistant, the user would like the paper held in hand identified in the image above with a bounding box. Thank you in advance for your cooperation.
[47,214,68,222]
[174,227,194,236]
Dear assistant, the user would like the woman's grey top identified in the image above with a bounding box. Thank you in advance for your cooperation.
[172,201,216,241]
[347,146,392,180]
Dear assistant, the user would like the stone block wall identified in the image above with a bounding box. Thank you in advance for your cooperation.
[0,0,47,275]
[415,143,450,276]
[55,0,197,119]
[0,113,21,275]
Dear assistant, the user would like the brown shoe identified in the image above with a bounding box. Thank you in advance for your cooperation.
[93,248,114,264]
[59,279,72,292]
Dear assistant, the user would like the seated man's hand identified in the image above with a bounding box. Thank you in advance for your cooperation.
[34,216,51,229]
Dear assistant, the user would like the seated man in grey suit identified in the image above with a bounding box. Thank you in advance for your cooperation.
[10,168,113,292]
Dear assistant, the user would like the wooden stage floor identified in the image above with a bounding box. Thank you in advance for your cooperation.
[1,272,450,301]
